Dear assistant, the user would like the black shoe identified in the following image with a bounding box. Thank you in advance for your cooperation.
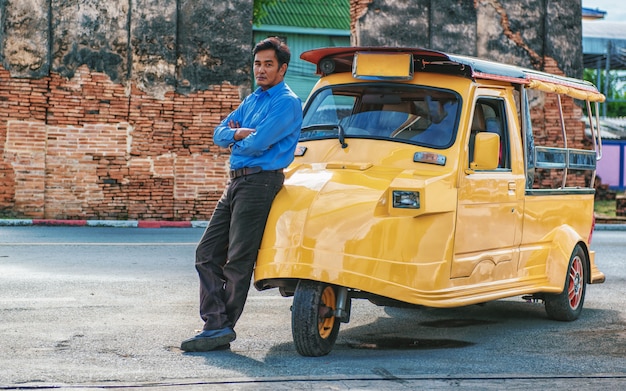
[180,327,236,352]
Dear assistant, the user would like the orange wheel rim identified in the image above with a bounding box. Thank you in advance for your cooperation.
[318,286,336,339]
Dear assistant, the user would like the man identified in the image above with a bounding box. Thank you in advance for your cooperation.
[181,37,302,352]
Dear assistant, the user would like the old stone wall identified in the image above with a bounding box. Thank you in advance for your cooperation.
[353,0,582,77]
[0,0,253,220]
[0,0,590,220]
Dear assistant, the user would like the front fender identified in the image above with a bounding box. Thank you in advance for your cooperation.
[254,163,457,299]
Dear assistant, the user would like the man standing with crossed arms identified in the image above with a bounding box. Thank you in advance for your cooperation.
[181,37,302,352]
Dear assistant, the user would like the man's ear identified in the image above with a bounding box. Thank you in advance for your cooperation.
[279,63,288,76]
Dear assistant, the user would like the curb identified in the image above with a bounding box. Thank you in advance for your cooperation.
[595,223,626,231]
[0,219,623,230]
[0,219,208,228]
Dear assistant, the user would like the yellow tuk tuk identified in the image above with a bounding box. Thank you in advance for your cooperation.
[253,47,606,356]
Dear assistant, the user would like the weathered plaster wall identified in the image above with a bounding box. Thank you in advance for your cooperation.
[0,0,253,220]
[354,0,582,78]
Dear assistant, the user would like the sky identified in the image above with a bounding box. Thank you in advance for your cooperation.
[582,0,626,22]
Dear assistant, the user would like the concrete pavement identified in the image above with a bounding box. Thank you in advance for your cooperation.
[1,226,625,389]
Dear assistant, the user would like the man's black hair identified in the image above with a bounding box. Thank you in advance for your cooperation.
[253,37,291,69]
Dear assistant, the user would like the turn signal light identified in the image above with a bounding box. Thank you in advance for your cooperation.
[392,191,420,209]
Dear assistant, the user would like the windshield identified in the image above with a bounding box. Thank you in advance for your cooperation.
[301,84,461,148]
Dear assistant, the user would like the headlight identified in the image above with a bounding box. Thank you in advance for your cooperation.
[392,190,420,209]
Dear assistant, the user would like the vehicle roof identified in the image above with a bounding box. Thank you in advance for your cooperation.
[301,47,605,102]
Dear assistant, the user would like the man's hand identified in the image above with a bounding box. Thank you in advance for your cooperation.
[229,120,255,141]
[234,128,255,140]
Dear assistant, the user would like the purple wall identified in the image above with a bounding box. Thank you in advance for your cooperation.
[596,141,625,190]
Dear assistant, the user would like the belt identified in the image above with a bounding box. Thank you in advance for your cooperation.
[229,166,283,179]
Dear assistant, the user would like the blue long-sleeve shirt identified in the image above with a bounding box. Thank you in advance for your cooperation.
[213,81,302,171]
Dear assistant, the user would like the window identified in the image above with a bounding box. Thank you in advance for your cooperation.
[301,84,461,149]
[469,98,509,169]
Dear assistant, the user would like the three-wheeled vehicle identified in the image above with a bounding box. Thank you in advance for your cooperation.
[253,47,606,356]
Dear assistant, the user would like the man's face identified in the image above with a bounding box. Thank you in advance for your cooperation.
[254,48,287,90]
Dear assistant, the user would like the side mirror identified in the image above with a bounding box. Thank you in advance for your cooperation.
[470,132,499,171]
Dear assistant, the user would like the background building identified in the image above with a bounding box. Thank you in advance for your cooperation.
[582,6,626,191]
[254,0,350,100]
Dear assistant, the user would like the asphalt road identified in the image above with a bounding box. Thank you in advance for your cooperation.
[0,226,624,390]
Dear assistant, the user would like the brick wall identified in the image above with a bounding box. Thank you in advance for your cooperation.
[0,0,253,220]
[0,64,240,220]
[531,58,591,189]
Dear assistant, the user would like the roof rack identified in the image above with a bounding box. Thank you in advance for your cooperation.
[301,47,606,103]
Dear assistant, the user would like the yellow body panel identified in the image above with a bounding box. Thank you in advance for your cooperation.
[254,49,604,308]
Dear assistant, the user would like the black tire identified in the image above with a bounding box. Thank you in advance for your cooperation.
[291,280,340,357]
[544,245,587,321]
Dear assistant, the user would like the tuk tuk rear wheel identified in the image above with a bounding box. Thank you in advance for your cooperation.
[544,244,587,321]
[291,280,340,357]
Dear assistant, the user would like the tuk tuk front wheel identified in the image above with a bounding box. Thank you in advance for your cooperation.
[544,245,587,321]
[291,280,340,357]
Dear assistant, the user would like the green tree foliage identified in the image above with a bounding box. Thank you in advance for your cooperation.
[253,0,279,25]
[584,68,626,117]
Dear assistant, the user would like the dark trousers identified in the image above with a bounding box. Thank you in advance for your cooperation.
[195,171,284,331]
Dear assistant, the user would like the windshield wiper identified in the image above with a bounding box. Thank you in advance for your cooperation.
[301,124,339,133]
